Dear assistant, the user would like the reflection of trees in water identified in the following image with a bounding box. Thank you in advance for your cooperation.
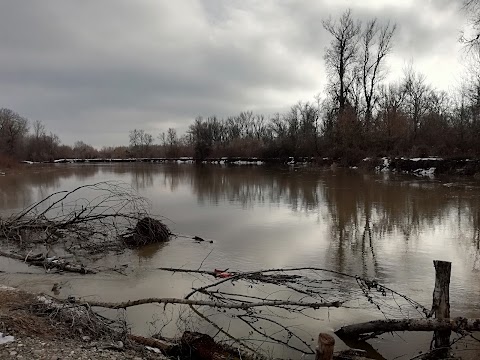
[131,167,154,190]
[187,166,322,211]
[454,199,480,271]
[157,166,480,277]
[0,165,98,211]
[322,173,480,276]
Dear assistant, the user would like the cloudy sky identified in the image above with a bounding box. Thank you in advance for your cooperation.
[0,0,470,147]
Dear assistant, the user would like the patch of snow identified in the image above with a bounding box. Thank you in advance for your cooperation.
[0,333,15,345]
[350,166,358,170]
[0,285,17,291]
[413,167,436,178]
[410,157,443,162]
[0,171,5,176]
[375,157,390,173]
[146,346,162,353]
[362,157,371,161]
[37,295,53,305]
[232,160,265,165]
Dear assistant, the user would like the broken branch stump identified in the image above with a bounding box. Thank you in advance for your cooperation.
[316,333,335,360]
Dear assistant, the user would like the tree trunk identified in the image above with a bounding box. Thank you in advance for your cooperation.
[335,317,479,338]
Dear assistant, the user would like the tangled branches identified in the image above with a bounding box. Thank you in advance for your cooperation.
[0,181,163,259]
[69,266,430,357]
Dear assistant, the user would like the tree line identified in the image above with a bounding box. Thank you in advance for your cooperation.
[2,7,480,165]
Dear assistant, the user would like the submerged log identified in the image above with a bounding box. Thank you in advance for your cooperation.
[335,317,480,338]
[125,217,170,246]
[180,331,251,360]
[0,250,97,274]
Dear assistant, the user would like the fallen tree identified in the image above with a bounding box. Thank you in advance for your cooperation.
[0,181,175,273]
[0,250,97,274]
[335,317,480,338]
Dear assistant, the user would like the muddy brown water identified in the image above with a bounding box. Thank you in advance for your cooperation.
[1,163,480,359]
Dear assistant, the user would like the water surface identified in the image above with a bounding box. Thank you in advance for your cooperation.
[1,164,480,358]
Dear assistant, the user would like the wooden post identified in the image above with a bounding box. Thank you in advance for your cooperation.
[316,333,335,360]
[432,260,451,351]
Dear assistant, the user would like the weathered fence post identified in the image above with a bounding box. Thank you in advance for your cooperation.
[432,260,451,351]
[316,333,335,360]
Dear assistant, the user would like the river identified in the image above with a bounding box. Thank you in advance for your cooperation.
[1,163,480,359]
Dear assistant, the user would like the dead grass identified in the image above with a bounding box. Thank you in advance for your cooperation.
[0,286,117,341]
[0,287,58,338]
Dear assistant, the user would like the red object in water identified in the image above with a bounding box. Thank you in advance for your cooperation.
[213,269,232,278]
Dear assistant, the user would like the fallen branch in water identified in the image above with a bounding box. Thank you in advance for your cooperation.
[157,266,430,317]
[335,317,480,339]
[0,181,172,259]
[0,250,97,274]
[74,297,343,310]
[123,266,431,357]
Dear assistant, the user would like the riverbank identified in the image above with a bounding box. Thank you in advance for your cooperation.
[0,285,163,360]
[8,156,480,178]
[0,284,266,360]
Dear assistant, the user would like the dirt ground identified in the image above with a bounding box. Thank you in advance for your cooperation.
[0,286,166,360]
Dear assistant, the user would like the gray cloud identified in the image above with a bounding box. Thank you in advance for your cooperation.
[0,0,468,147]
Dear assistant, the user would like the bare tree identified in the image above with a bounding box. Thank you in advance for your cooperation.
[252,114,267,141]
[402,65,432,140]
[166,128,178,157]
[73,140,97,159]
[129,129,153,157]
[0,108,29,157]
[462,0,480,51]
[360,19,396,129]
[323,9,361,113]
[32,120,46,140]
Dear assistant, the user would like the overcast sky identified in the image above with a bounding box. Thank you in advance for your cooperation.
[0,0,470,147]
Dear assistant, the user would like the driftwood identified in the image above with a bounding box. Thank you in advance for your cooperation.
[0,250,97,274]
[76,297,342,310]
[127,333,174,352]
[335,317,480,338]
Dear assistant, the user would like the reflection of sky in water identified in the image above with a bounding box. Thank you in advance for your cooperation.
[1,164,480,358]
